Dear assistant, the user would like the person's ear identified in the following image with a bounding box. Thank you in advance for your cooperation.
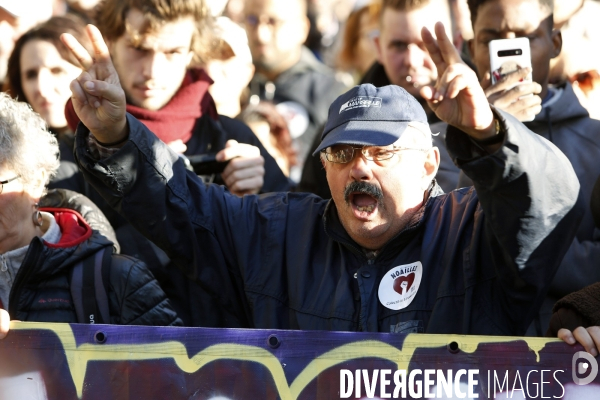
[244,63,256,87]
[551,29,563,59]
[186,49,195,66]
[300,15,311,44]
[423,146,440,190]
[29,169,47,200]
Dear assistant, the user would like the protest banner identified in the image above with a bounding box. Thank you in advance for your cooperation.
[0,322,598,399]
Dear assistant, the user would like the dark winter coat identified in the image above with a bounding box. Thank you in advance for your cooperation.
[74,109,582,335]
[6,208,181,326]
[455,83,600,335]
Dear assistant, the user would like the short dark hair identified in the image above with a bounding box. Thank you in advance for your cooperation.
[467,0,554,27]
[4,15,92,104]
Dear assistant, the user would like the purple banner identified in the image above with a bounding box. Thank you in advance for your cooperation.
[0,322,598,399]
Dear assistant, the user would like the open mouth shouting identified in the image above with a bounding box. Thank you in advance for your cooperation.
[344,181,384,220]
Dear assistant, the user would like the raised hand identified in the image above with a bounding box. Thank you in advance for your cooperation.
[420,22,496,140]
[60,25,127,144]
[482,68,542,122]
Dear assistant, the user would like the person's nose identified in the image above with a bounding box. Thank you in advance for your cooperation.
[403,43,425,69]
[256,22,272,44]
[349,151,374,182]
[141,51,166,80]
[36,68,54,98]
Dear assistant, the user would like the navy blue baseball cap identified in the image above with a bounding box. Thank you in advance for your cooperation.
[313,84,429,155]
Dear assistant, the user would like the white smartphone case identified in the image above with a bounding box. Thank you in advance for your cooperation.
[489,37,533,121]
[489,37,532,85]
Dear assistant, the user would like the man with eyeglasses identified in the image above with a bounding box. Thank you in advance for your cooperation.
[68,22,581,335]
[298,0,460,198]
[244,0,349,182]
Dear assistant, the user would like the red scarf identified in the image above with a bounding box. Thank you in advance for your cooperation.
[65,68,218,144]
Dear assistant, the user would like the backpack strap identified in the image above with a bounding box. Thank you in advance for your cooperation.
[70,248,112,324]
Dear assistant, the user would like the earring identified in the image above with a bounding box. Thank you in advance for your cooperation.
[32,203,43,227]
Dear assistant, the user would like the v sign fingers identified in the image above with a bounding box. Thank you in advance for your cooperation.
[420,21,496,142]
[60,24,127,144]
[86,25,117,82]
[61,32,94,70]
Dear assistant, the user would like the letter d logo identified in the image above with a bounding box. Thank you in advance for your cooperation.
[572,351,598,385]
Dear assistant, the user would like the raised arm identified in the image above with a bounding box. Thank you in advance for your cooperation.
[420,23,582,334]
[419,22,499,149]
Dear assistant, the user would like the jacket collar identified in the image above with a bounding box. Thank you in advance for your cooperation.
[529,81,589,126]
[39,208,92,248]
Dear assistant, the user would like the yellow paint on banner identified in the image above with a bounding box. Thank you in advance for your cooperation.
[8,322,557,399]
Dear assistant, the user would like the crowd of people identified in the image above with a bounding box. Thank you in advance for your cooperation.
[0,0,600,357]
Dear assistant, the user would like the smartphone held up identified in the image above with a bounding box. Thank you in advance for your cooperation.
[489,38,534,121]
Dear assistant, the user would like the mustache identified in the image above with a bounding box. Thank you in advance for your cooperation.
[344,181,384,204]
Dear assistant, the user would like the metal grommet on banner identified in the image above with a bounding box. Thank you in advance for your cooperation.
[448,341,460,354]
[267,334,281,349]
[94,331,107,344]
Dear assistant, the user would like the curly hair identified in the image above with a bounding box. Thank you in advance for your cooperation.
[0,93,60,194]
[95,0,219,65]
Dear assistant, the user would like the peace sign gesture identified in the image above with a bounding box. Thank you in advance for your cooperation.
[420,22,496,140]
[60,25,128,144]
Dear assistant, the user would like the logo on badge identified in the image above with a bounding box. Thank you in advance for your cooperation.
[378,262,423,310]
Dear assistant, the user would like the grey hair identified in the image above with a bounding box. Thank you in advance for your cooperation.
[0,92,60,195]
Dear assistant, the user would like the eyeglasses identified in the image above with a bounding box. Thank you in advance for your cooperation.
[0,176,20,194]
[323,144,429,164]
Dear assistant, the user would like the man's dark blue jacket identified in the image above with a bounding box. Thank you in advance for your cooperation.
[74,109,582,335]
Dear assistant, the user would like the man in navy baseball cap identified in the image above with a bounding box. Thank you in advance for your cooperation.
[315,83,441,250]
[314,84,431,154]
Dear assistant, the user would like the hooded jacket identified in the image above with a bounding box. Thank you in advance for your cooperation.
[5,208,181,326]
[75,108,582,334]
[456,83,600,335]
